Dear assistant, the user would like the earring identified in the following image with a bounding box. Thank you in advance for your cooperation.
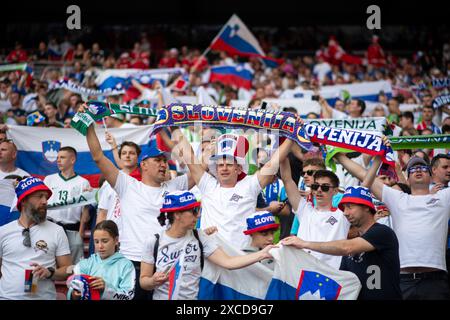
[164,213,170,227]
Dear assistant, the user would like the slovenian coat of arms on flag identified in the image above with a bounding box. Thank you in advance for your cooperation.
[42,140,61,163]
[295,270,342,300]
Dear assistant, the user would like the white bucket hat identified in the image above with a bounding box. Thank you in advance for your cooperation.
[208,134,249,178]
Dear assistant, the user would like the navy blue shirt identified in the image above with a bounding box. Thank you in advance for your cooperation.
[340,223,402,300]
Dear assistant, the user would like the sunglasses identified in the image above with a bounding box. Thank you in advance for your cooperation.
[408,165,429,174]
[301,170,317,177]
[22,228,31,247]
[310,183,335,192]
[190,208,200,216]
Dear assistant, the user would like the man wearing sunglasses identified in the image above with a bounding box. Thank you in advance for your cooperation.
[280,157,350,269]
[282,181,402,300]
[0,177,72,299]
[283,157,403,300]
[291,158,344,236]
[334,154,450,300]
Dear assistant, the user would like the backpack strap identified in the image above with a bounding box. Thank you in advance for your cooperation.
[153,233,160,270]
[192,229,204,271]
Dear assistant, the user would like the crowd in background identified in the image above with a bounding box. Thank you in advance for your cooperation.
[0,26,450,301]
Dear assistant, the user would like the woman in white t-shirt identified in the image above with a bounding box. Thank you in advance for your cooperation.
[139,191,275,300]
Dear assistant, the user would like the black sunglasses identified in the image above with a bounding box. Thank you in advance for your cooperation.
[190,207,200,216]
[22,228,31,247]
[301,170,317,177]
[310,183,335,192]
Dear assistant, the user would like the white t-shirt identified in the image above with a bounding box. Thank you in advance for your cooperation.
[119,123,137,129]
[0,220,70,300]
[331,108,349,120]
[140,88,156,101]
[0,167,30,180]
[22,93,38,113]
[0,100,12,113]
[295,197,351,269]
[98,181,122,234]
[44,173,91,224]
[197,172,262,249]
[376,215,393,229]
[114,171,188,262]
[141,230,218,300]
[313,62,332,84]
[382,185,450,270]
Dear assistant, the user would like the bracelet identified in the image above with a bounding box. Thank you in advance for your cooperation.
[46,267,55,279]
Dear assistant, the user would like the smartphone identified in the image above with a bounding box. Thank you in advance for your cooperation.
[261,101,268,110]
[311,95,320,101]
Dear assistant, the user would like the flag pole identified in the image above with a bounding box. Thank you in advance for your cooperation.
[190,14,234,74]
[102,117,108,132]
[190,47,211,74]
[169,14,233,88]
[168,45,210,90]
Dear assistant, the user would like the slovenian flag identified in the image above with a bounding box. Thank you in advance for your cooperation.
[95,68,185,102]
[7,125,152,187]
[198,235,361,300]
[0,180,20,226]
[320,80,393,105]
[265,246,361,300]
[210,14,283,68]
[198,234,273,300]
[168,259,182,300]
[209,64,253,90]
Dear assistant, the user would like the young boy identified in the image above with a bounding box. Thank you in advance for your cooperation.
[242,211,280,270]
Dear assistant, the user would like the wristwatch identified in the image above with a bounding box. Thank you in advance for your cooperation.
[46,267,55,279]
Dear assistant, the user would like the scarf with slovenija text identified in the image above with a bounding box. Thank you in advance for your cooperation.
[324,135,450,171]
[71,102,395,165]
[149,103,395,166]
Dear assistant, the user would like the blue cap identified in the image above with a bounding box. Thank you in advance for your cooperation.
[244,211,279,235]
[139,141,166,163]
[338,186,375,213]
[160,191,200,213]
[11,86,25,96]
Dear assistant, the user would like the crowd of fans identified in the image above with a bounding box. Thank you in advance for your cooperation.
[0,29,449,301]
[1,31,449,129]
